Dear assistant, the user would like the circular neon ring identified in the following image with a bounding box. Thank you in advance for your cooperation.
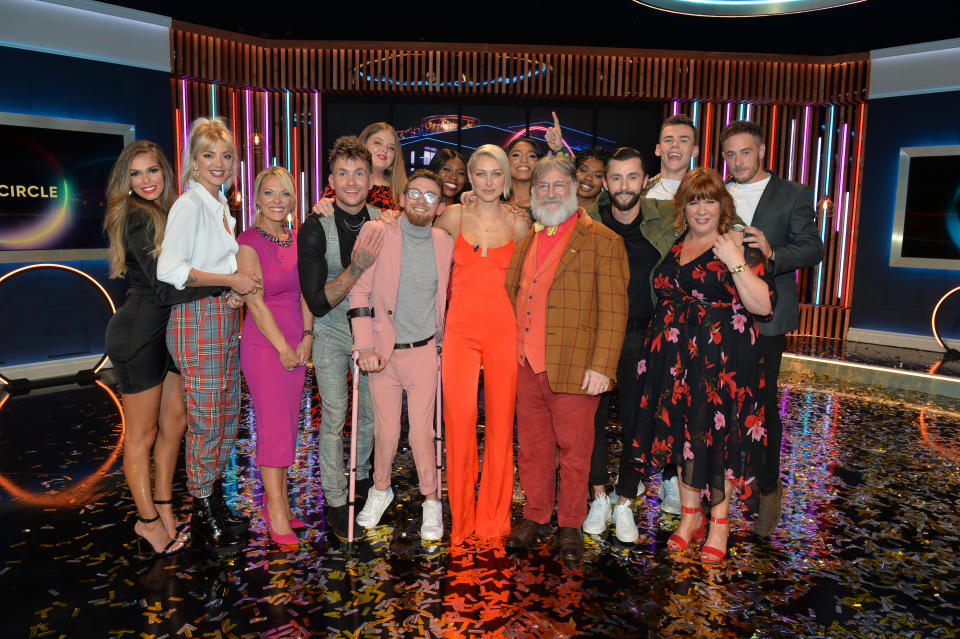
[0,380,125,507]
[0,263,116,385]
[930,285,960,352]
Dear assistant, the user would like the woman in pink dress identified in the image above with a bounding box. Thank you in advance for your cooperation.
[238,166,314,547]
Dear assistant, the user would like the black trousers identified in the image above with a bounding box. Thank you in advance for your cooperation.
[757,333,786,496]
[589,331,644,488]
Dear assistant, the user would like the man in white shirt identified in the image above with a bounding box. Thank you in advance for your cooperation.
[643,114,700,202]
[640,114,700,516]
[720,120,824,538]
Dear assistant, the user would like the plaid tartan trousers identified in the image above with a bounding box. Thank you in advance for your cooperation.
[166,294,241,498]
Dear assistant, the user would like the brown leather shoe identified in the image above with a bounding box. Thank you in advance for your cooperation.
[506,518,548,548]
[755,480,783,538]
[558,526,584,562]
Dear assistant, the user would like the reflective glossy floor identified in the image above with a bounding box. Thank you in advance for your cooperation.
[1,368,959,638]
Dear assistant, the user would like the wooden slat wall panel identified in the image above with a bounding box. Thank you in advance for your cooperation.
[171,25,868,104]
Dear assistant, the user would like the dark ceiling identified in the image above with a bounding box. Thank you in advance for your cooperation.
[109,0,958,57]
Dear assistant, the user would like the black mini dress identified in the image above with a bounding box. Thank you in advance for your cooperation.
[104,209,222,394]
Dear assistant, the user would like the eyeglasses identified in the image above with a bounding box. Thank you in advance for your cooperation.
[534,180,571,193]
[405,187,440,204]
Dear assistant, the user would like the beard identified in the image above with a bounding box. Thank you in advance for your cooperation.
[531,188,579,227]
[611,189,642,212]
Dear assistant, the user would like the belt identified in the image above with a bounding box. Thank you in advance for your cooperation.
[625,316,651,333]
[394,334,435,350]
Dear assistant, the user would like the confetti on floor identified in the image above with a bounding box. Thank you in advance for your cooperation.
[1,362,958,638]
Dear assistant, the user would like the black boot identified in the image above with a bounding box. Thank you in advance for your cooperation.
[192,495,242,555]
[212,479,249,538]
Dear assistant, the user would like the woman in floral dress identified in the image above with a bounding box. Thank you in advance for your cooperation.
[625,167,776,563]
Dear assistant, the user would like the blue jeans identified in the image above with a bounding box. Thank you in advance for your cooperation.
[312,317,375,507]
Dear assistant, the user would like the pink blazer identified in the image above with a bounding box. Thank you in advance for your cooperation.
[348,220,454,364]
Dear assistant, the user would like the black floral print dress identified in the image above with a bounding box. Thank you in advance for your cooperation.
[629,234,777,506]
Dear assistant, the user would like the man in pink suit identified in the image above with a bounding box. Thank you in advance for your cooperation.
[348,169,454,541]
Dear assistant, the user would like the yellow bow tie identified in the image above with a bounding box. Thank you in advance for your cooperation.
[533,222,559,236]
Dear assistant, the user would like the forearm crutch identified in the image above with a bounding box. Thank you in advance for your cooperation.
[347,351,360,545]
[434,345,443,497]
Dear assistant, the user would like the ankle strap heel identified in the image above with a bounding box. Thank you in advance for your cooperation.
[681,506,702,515]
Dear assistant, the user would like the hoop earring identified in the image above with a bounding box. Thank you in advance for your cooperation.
[191,167,200,180]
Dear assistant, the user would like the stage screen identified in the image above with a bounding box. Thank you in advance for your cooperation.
[0,113,134,263]
[890,145,960,270]
[322,99,660,179]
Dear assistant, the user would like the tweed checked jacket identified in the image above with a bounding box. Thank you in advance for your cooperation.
[506,211,630,394]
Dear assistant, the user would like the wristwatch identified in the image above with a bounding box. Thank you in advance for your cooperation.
[732,264,746,275]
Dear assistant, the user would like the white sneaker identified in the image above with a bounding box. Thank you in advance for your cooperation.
[421,499,443,541]
[582,492,612,535]
[613,502,639,543]
[658,476,682,515]
[356,486,393,528]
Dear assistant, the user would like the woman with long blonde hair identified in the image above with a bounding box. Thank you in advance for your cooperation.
[104,140,225,556]
[157,117,262,555]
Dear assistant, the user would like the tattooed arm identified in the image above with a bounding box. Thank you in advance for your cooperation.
[322,223,384,308]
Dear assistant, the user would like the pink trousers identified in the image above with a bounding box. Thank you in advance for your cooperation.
[368,340,439,496]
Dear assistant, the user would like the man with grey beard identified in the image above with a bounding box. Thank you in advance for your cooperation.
[504,154,629,564]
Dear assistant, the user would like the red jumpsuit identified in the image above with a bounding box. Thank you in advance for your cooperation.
[442,233,518,544]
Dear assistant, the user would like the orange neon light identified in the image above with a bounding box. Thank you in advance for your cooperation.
[0,380,125,507]
[0,263,116,385]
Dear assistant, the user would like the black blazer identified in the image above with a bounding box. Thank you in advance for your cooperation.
[746,172,824,336]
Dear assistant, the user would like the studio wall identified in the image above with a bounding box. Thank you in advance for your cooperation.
[0,46,173,371]
[850,89,960,343]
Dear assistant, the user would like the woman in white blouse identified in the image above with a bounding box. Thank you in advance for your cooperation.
[157,116,260,555]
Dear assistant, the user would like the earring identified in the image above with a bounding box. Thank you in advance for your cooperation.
[128,189,133,196]
[191,167,200,180]
[677,217,688,236]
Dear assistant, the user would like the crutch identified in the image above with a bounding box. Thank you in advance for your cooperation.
[347,351,360,545]
[434,344,443,499]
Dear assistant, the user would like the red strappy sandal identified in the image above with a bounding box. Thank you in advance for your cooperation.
[667,505,706,552]
[700,515,730,563]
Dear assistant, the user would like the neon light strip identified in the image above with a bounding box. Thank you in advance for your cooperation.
[313,93,321,203]
[834,122,849,233]
[301,170,307,223]
[813,136,824,304]
[823,106,835,197]
[738,102,746,121]
[210,84,217,118]
[263,91,270,169]
[181,79,189,161]
[245,89,253,227]
[801,105,811,183]
[836,190,850,300]
[788,118,797,181]
[844,103,866,303]
[239,160,246,228]
[725,102,733,127]
[702,102,713,169]
[768,105,778,171]
[671,100,680,116]
[746,103,752,121]
[690,101,699,171]
[285,91,292,171]
[174,107,182,193]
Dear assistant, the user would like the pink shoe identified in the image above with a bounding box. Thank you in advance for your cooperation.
[262,496,298,547]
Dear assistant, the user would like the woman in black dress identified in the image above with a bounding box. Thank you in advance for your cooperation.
[625,167,775,563]
[104,141,223,556]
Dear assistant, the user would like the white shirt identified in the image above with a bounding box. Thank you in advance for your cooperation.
[158,181,238,289]
[727,175,771,225]
[645,177,681,201]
